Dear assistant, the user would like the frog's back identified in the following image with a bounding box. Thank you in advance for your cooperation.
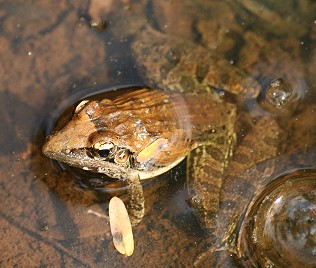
[132,27,260,98]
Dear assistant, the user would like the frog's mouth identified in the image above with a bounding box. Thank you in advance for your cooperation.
[42,145,185,180]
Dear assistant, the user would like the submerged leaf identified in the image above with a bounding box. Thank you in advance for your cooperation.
[109,196,134,256]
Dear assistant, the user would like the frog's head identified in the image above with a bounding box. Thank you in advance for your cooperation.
[42,89,193,180]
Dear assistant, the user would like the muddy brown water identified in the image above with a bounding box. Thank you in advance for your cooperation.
[1,1,315,267]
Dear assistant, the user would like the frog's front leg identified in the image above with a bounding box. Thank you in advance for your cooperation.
[126,175,145,226]
[186,134,235,228]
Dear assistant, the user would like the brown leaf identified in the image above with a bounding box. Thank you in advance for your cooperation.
[109,196,134,256]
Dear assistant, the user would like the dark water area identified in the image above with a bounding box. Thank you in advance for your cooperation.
[0,1,315,267]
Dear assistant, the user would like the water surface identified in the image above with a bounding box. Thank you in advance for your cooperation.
[0,1,315,267]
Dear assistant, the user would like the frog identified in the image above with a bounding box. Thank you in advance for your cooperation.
[40,1,303,266]
[42,87,280,266]
[42,14,264,223]
[42,86,238,223]
[42,1,285,264]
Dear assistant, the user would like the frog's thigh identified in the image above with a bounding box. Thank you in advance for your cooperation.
[186,144,228,228]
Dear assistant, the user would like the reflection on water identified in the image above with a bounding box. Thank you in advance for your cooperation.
[241,169,316,267]
[0,0,315,267]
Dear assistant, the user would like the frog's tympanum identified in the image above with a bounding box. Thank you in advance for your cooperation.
[42,16,286,266]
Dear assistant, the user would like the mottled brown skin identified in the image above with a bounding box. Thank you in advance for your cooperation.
[132,27,260,98]
[193,117,280,266]
[129,27,262,220]
[43,17,264,259]
[43,88,236,180]
[43,20,262,224]
[43,87,237,225]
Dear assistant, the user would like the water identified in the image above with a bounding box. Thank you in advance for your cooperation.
[0,0,315,267]
[240,166,316,267]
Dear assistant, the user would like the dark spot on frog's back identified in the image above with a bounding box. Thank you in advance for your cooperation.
[160,63,174,80]
[165,48,181,65]
[213,135,225,145]
[206,146,225,162]
[220,72,230,84]
[180,75,196,91]
[196,62,209,83]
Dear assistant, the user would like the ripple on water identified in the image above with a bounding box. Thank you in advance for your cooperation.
[240,169,316,267]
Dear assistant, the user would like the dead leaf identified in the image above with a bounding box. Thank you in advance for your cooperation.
[109,196,134,256]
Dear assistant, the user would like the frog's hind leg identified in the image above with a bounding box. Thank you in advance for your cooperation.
[126,175,145,225]
[186,134,235,228]
[193,117,281,266]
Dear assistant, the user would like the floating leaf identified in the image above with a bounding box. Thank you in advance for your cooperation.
[109,196,134,256]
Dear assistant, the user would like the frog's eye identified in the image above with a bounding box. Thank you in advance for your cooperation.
[93,142,116,158]
[114,149,130,164]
